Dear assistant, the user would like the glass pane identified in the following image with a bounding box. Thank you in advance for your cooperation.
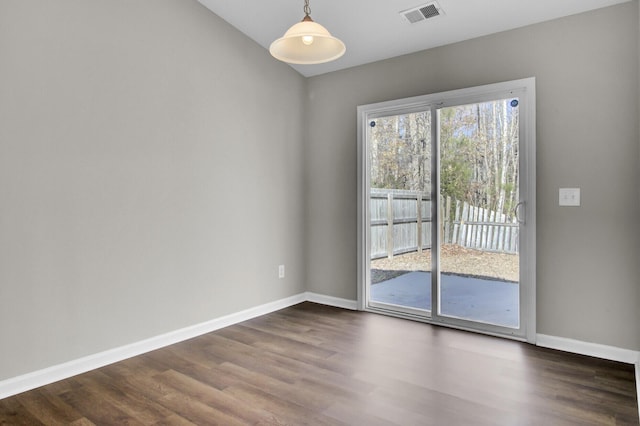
[368,111,432,313]
[438,99,520,328]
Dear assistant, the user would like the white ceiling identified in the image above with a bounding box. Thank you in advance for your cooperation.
[197,0,631,77]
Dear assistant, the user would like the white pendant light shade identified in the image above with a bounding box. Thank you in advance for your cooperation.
[269,4,346,65]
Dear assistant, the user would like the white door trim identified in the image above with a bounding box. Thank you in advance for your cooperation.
[357,78,536,343]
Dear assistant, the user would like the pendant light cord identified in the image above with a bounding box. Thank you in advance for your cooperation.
[304,0,311,17]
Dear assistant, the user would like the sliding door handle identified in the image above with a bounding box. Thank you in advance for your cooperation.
[514,201,525,224]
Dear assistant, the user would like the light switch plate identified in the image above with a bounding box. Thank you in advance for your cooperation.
[559,188,580,206]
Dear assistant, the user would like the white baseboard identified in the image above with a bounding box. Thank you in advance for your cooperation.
[304,292,358,310]
[636,362,640,423]
[536,334,640,365]
[0,293,307,400]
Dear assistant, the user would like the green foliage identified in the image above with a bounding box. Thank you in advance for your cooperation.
[440,136,472,201]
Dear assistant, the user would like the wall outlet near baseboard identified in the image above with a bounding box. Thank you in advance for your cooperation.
[278,265,285,279]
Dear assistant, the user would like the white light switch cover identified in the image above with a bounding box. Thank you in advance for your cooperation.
[559,188,580,206]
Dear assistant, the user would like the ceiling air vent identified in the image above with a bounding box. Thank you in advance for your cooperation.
[400,2,444,24]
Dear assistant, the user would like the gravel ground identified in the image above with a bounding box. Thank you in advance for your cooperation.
[371,244,518,284]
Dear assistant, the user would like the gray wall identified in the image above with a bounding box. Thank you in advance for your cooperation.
[0,0,638,385]
[305,3,640,351]
[0,0,307,380]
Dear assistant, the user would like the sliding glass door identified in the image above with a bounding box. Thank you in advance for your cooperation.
[435,99,521,329]
[367,110,433,317]
[358,79,536,341]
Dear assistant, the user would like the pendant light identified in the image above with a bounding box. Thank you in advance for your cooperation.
[269,0,346,65]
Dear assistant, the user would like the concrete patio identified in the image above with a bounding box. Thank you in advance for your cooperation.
[370,271,519,328]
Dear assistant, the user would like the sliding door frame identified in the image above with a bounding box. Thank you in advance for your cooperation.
[357,78,536,343]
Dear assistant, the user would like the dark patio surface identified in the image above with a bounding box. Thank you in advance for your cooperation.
[371,271,519,328]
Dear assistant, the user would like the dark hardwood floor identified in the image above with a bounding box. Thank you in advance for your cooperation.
[1,302,638,425]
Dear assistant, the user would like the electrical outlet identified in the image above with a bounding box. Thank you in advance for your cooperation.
[278,265,285,279]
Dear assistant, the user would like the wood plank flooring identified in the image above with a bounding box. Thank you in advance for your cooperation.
[1,302,637,425]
